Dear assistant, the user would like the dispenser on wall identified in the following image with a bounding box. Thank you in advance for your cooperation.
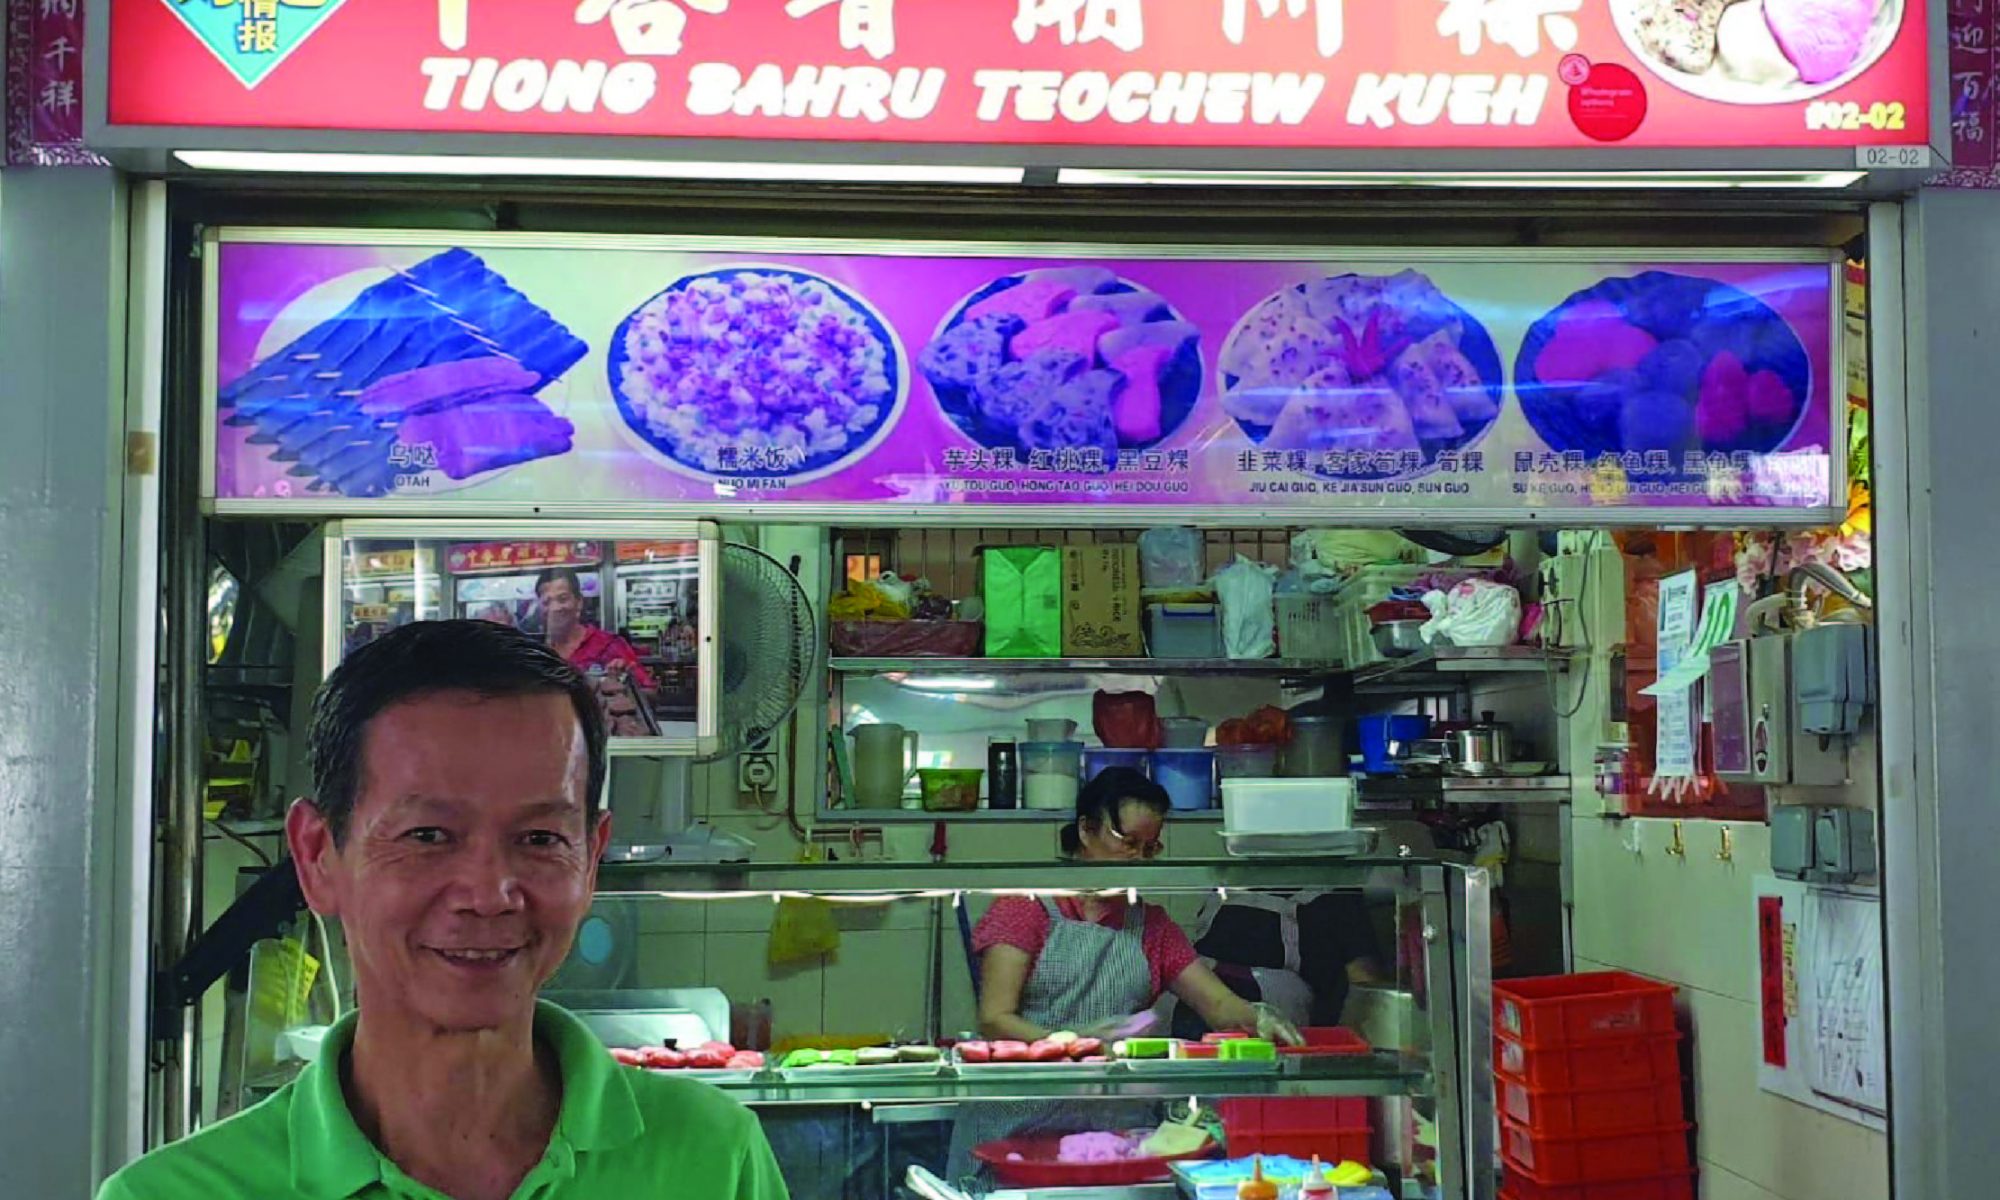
[1712,626,1873,787]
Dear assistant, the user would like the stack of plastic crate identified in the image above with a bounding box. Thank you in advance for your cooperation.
[1494,972,1693,1200]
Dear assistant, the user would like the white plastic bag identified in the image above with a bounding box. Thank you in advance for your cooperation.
[1139,527,1206,589]
[1214,555,1278,659]
[1420,579,1522,648]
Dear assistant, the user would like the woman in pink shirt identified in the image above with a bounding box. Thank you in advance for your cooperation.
[535,567,653,735]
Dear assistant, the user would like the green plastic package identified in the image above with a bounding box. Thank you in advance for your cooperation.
[982,545,1062,658]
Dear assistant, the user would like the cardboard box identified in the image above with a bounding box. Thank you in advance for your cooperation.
[982,546,1062,658]
[1062,544,1144,657]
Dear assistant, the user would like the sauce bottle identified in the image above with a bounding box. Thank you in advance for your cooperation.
[1299,1155,1335,1200]
[1237,1156,1278,1200]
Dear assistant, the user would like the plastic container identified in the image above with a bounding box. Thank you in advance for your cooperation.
[1151,749,1217,810]
[1020,741,1083,811]
[1282,715,1345,778]
[1495,973,1679,1047]
[1146,603,1224,658]
[1279,1027,1373,1057]
[1500,1122,1691,1185]
[1026,718,1079,742]
[1356,714,1432,774]
[1215,744,1281,779]
[917,768,982,812]
[1496,1033,1681,1090]
[1160,717,1210,748]
[1501,1167,1694,1200]
[1498,1076,1685,1136]
[1084,747,1152,784]
[1275,594,1344,662]
[1218,1097,1372,1165]
[1222,777,1356,835]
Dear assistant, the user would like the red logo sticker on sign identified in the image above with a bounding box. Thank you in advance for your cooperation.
[1568,62,1648,143]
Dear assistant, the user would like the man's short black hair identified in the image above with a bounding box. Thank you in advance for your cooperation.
[308,619,608,843]
[534,566,583,599]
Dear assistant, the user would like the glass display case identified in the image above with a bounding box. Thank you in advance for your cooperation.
[565,855,1494,1200]
[320,519,721,755]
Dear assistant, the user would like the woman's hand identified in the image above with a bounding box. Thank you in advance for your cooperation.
[1167,961,1306,1046]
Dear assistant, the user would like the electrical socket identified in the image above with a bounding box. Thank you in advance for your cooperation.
[738,729,782,801]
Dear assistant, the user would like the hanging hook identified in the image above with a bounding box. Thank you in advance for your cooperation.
[1666,821,1687,859]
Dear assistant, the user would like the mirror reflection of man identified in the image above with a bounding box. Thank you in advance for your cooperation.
[97,620,787,1200]
[534,567,653,737]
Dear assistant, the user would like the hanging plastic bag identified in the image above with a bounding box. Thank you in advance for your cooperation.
[1139,527,1206,589]
[769,897,842,966]
[1420,579,1523,648]
[1214,555,1278,659]
[1094,690,1163,749]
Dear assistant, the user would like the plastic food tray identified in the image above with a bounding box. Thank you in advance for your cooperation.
[1494,972,1678,1047]
[1280,1026,1372,1056]
[955,1059,1121,1079]
[1496,1032,1682,1090]
[1222,828,1378,858]
[778,1062,945,1083]
[1500,1122,1691,1185]
[1498,1075,1686,1136]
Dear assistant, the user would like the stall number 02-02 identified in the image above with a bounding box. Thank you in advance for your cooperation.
[1807,100,1908,132]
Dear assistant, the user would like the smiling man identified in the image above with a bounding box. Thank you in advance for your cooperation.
[100,620,787,1200]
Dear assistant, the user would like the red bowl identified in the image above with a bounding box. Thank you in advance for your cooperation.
[974,1132,1217,1186]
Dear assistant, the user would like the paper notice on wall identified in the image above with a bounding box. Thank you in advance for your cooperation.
[1754,876,1887,1131]
[1642,580,1739,698]
[1803,889,1887,1117]
[1652,570,1699,780]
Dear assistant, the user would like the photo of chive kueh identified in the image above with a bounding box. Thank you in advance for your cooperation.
[220,249,588,498]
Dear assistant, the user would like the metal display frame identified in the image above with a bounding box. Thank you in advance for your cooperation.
[200,226,1849,529]
[320,519,723,757]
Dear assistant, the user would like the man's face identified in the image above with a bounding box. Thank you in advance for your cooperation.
[289,690,610,1035]
[538,579,582,637]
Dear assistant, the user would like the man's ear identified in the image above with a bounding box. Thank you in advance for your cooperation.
[285,797,342,917]
[585,807,614,888]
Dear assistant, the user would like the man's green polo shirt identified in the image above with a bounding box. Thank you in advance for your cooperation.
[98,1001,789,1200]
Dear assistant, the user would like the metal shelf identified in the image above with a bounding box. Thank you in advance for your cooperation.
[204,816,287,839]
[715,1054,1426,1106]
[829,656,1339,677]
[1357,775,1572,806]
[1353,645,1571,691]
[597,856,1440,895]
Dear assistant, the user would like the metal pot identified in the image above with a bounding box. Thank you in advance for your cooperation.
[1449,711,1512,776]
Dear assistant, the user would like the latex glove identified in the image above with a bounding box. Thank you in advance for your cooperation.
[1253,1002,1304,1047]
[1078,1011,1159,1042]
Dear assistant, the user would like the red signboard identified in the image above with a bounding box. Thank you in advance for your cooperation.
[105,0,1930,152]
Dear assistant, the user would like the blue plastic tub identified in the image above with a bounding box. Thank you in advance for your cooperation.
[1356,714,1431,774]
[1083,747,1151,785]
[1151,749,1217,810]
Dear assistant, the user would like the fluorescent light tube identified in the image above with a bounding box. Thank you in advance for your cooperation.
[174,150,1024,185]
[1058,168,1867,189]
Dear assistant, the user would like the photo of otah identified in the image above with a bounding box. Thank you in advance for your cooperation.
[218,250,588,498]
[1613,0,1906,102]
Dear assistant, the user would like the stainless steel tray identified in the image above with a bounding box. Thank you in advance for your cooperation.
[779,1061,948,1083]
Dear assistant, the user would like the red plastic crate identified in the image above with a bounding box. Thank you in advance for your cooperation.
[1495,1032,1682,1090]
[1498,1074,1686,1136]
[1501,1167,1695,1200]
[1501,1121,1691,1185]
[1495,973,1678,1047]
[1219,1097,1372,1164]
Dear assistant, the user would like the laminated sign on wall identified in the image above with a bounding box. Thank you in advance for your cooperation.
[1753,875,1886,1130]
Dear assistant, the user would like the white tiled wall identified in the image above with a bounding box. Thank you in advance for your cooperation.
[1570,815,1887,1200]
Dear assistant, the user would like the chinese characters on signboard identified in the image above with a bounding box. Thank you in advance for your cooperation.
[6,0,104,166]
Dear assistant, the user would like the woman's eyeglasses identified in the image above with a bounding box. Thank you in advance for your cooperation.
[1104,821,1164,859]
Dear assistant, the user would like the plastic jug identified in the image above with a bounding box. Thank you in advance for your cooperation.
[851,723,919,808]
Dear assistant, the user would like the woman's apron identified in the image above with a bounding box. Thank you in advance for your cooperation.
[944,897,1162,1187]
[1159,890,1325,1035]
